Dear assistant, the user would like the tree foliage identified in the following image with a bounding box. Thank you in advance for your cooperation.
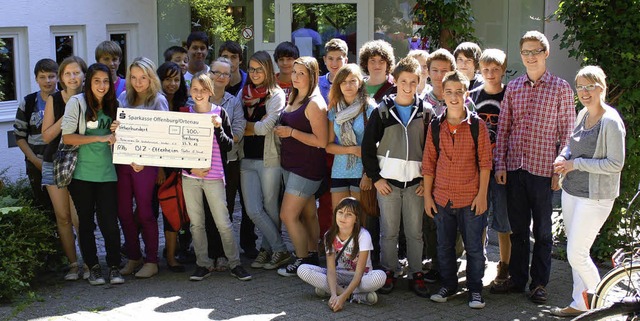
[0,38,6,101]
[292,4,358,34]
[187,0,241,43]
[554,0,640,261]
[412,0,479,51]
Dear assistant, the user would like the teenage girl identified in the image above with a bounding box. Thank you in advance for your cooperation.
[297,197,386,311]
[41,56,87,280]
[116,57,169,278]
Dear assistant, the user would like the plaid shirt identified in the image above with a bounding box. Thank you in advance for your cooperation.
[494,71,575,177]
[422,108,493,208]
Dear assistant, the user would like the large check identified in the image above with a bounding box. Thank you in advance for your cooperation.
[112,108,213,168]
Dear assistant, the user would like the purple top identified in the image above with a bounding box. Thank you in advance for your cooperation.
[279,100,326,181]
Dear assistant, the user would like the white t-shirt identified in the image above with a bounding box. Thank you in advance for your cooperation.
[331,227,373,272]
[184,65,211,89]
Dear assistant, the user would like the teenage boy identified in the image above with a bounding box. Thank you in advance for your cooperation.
[164,46,189,75]
[358,40,395,103]
[423,49,456,116]
[218,41,248,97]
[273,41,299,101]
[423,70,492,309]
[362,57,432,298]
[95,41,126,97]
[185,31,210,87]
[453,42,484,93]
[319,38,348,103]
[492,30,575,304]
[472,49,511,286]
[13,58,58,213]
[407,50,430,98]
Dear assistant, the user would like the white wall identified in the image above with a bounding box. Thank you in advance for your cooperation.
[0,0,159,182]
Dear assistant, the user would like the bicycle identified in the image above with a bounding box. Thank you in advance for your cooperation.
[572,184,640,321]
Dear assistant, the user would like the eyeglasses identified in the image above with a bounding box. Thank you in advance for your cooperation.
[210,71,231,78]
[478,113,499,125]
[576,84,600,92]
[520,48,546,56]
[248,67,265,74]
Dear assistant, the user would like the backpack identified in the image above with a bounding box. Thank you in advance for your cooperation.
[158,171,189,231]
[430,111,481,165]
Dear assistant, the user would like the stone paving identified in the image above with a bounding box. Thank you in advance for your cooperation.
[1,197,581,321]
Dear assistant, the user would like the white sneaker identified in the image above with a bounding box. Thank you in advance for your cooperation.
[64,262,79,281]
[315,287,328,298]
[350,292,378,305]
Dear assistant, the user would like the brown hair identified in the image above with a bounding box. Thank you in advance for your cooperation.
[426,48,456,71]
[479,48,507,71]
[358,40,395,75]
[324,197,363,256]
[288,56,320,105]
[392,57,421,83]
[453,42,482,70]
[58,56,88,90]
[328,64,369,111]
[442,70,470,91]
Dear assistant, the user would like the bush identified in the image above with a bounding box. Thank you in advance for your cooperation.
[0,176,58,302]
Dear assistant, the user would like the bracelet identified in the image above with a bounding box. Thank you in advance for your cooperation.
[290,128,294,137]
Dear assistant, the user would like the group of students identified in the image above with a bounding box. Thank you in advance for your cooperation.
[14,29,625,316]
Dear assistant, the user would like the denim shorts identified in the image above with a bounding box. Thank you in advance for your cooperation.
[330,178,361,193]
[41,161,55,186]
[488,175,511,233]
[283,170,322,198]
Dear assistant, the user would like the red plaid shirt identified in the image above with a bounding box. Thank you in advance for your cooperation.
[422,109,493,208]
[494,71,575,177]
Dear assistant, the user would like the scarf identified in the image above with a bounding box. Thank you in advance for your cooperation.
[242,83,269,119]
[335,98,363,169]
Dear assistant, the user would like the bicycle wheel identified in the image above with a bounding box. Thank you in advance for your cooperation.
[592,263,640,309]
[572,299,639,321]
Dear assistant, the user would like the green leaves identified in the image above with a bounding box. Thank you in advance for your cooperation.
[413,0,479,50]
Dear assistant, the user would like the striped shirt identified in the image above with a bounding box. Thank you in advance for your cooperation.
[494,71,575,177]
[13,91,48,154]
[182,104,225,181]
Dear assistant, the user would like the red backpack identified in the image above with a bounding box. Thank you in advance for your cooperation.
[158,171,189,231]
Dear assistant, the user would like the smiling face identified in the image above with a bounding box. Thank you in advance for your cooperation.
[61,62,85,92]
[210,61,232,89]
[248,59,266,87]
[91,70,111,102]
[395,71,419,104]
[520,40,548,73]
[324,50,347,77]
[161,71,181,96]
[576,76,603,108]
[98,54,121,80]
[188,40,208,66]
[335,207,357,233]
[291,63,310,93]
[170,53,188,75]
[36,71,58,96]
[479,61,504,88]
[339,73,360,103]
[428,60,453,89]
[367,55,387,78]
[455,53,476,80]
[277,56,295,76]
[443,80,468,111]
[189,79,212,106]
[129,66,150,94]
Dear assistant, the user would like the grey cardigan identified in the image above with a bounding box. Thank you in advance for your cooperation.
[560,104,625,199]
[238,88,285,167]
[61,94,89,137]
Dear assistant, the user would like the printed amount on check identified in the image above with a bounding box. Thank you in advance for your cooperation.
[112,108,214,168]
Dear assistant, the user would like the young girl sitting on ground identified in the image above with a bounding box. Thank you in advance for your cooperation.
[297,197,386,312]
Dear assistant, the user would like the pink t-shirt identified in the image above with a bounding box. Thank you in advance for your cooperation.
[182,104,225,181]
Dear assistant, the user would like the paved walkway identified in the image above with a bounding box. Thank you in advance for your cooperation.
[1,198,579,321]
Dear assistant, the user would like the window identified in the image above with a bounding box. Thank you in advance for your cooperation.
[110,33,127,78]
[107,24,138,78]
[0,27,28,122]
[50,26,86,65]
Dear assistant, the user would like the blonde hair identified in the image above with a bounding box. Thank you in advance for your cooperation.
[479,48,507,71]
[125,57,162,107]
[192,71,215,95]
[575,65,607,101]
[520,30,550,54]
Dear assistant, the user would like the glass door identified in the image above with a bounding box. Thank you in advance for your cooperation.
[277,0,372,74]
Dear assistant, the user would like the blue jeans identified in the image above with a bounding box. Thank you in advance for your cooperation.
[434,203,487,292]
[240,159,286,252]
[488,175,510,233]
[506,170,553,290]
[377,184,424,275]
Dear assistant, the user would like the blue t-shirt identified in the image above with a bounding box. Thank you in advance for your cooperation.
[327,103,375,179]
[319,74,332,104]
[394,101,413,126]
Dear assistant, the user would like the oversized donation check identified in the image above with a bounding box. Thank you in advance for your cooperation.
[112,108,214,168]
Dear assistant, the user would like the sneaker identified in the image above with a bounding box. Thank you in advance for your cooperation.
[409,272,430,298]
[64,262,80,281]
[264,251,291,270]
[278,257,304,277]
[468,292,485,309]
[306,252,320,266]
[87,264,106,286]
[490,277,525,294]
[528,285,547,304]
[215,257,229,272]
[251,250,271,269]
[109,267,125,285]
[350,292,378,305]
[190,266,213,281]
[430,287,454,303]
[315,287,329,298]
[378,270,396,294]
[230,265,252,281]
[82,264,91,280]
[423,269,441,283]
[493,261,509,284]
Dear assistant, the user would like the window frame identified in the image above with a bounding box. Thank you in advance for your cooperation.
[0,27,29,123]
[50,25,87,64]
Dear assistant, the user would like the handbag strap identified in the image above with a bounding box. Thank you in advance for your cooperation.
[335,234,354,264]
